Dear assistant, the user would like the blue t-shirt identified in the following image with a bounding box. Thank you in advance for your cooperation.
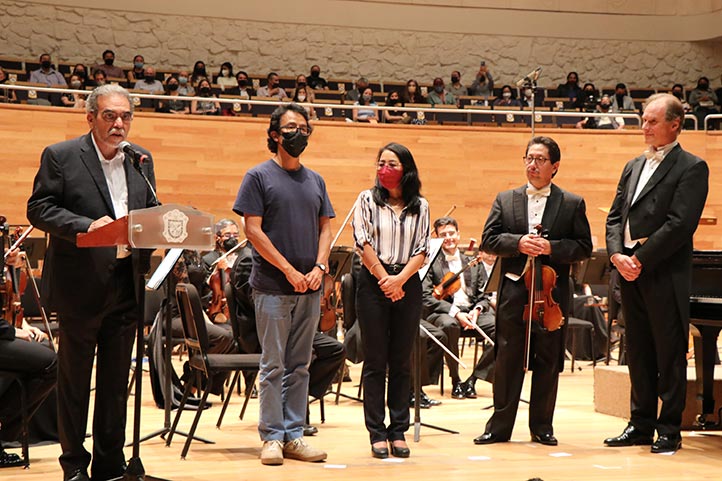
[233,159,335,295]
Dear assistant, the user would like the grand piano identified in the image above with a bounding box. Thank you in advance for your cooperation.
[690,250,722,427]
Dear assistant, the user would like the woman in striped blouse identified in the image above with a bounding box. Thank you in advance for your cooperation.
[352,142,430,459]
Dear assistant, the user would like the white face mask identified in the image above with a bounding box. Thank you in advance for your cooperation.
[502,92,512,99]
[524,89,532,97]
[221,69,229,77]
[297,94,306,102]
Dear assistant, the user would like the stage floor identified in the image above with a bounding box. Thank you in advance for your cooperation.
[9,349,722,481]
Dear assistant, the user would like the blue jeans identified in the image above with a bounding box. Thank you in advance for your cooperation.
[253,289,320,442]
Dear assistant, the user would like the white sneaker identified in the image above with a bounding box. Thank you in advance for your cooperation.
[260,439,284,465]
[283,437,327,462]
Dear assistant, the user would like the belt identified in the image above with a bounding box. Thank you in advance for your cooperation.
[382,263,406,275]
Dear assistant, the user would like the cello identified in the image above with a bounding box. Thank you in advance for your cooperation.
[522,224,563,371]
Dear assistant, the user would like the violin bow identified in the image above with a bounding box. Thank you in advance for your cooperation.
[420,323,467,369]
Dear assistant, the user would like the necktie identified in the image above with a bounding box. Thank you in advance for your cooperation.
[643,148,664,163]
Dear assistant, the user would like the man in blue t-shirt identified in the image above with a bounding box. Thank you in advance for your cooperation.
[233,103,335,466]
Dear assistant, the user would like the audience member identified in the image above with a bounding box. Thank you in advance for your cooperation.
[492,85,521,107]
[231,71,254,98]
[29,53,67,86]
[177,70,194,96]
[126,54,145,84]
[383,90,410,124]
[216,62,238,89]
[0,67,18,103]
[402,79,425,104]
[611,83,635,111]
[556,71,582,102]
[256,72,288,99]
[292,84,317,119]
[576,94,624,130]
[353,87,378,123]
[345,77,369,103]
[307,65,329,90]
[92,69,107,87]
[427,77,456,106]
[293,75,316,103]
[190,60,208,87]
[520,86,545,108]
[576,83,599,111]
[671,83,692,113]
[60,74,86,109]
[469,61,494,98]
[688,76,719,129]
[447,70,467,98]
[133,66,164,94]
[157,76,189,114]
[93,49,124,79]
[190,78,220,115]
[71,64,89,86]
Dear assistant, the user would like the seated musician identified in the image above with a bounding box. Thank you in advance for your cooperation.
[422,217,496,399]
[203,219,241,325]
[230,240,345,435]
[0,248,57,468]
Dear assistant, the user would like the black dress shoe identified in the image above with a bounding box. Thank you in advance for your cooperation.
[451,381,465,399]
[0,449,24,468]
[604,424,653,447]
[303,424,318,436]
[473,432,506,445]
[390,442,410,458]
[421,390,442,406]
[464,380,477,399]
[66,469,90,481]
[409,393,431,409]
[651,434,682,454]
[371,445,389,459]
[531,432,558,446]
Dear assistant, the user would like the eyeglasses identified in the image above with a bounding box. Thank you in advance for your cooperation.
[377,161,401,169]
[522,156,550,166]
[100,110,133,123]
[280,123,312,136]
[220,233,239,239]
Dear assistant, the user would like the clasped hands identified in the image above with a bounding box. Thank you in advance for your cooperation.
[379,275,405,302]
[518,233,551,257]
[612,253,643,281]
[285,266,324,293]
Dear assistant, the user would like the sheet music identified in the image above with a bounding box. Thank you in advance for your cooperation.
[146,248,183,290]
[418,238,444,282]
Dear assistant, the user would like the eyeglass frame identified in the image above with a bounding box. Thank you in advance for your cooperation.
[522,155,551,167]
[99,109,133,123]
[279,122,312,136]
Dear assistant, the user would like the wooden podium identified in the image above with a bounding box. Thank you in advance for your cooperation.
[77,204,214,481]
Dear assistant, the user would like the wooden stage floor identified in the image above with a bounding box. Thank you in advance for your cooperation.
[8,350,722,481]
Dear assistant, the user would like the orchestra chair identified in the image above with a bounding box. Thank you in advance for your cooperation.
[566,278,596,372]
[337,272,363,404]
[0,372,30,468]
[167,283,260,459]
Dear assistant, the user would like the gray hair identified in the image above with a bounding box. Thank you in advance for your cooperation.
[645,93,684,133]
[85,84,134,115]
[214,218,238,235]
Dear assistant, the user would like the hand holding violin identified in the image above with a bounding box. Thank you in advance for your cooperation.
[4,247,23,268]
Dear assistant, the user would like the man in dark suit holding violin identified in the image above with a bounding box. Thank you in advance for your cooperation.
[604,93,709,454]
[422,217,496,399]
[474,136,592,446]
[27,84,157,481]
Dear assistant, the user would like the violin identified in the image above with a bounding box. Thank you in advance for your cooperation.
[319,274,338,332]
[1,218,28,328]
[206,239,247,324]
[522,224,563,369]
[432,240,481,300]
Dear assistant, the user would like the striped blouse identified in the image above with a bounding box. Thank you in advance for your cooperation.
[352,189,430,265]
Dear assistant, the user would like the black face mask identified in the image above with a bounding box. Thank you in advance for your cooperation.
[41,60,51,70]
[297,81,306,88]
[145,77,154,83]
[200,87,211,95]
[168,83,179,91]
[451,76,459,84]
[238,79,248,87]
[672,91,683,99]
[280,130,309,158]
[699,83,709,90]
[310,71,320,78]
[222,237,238,252]
[104,58,114,66]
[600,104,610,111]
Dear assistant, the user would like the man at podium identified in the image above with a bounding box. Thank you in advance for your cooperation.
[27,84,157,481]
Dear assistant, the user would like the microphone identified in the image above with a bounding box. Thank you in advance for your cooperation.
[118,141,160,206]
[516,67,542,87]
[118,141,148,169]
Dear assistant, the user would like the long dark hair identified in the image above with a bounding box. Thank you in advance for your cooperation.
[372,142,422,215]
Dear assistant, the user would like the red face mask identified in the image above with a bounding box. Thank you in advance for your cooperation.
[377,166,403,190]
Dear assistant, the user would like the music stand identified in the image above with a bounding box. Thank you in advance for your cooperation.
[579,252,611,289]
[78,204,214,481]
[413,238,459,441]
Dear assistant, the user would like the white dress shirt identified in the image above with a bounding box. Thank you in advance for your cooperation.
[526,182,551,235]
[445,249,472,317]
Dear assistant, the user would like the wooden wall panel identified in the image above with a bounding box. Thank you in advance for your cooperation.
[1,104,720,252]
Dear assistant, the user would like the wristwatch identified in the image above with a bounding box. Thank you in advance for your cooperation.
[315,262,328,273]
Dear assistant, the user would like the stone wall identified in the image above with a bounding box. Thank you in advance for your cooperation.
[2,0,722,89]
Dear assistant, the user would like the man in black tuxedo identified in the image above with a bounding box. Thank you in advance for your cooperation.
[27,85,157,481]
[422,217,496,399]
[474,136,592,446]
[604,93,709,454]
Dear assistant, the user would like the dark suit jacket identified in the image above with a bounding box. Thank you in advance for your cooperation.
[421,252,491,319]
[482,183,592,368]
[605,143,709,327]
[27,133,156,318]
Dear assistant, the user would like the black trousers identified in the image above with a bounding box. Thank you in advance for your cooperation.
[413,319,445,386]
[0,338,57,442]
[620,271,687,437]
[308,332,346,399]
[485,278,562,439]
[357,267,421,444]
[57,258,137,480]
